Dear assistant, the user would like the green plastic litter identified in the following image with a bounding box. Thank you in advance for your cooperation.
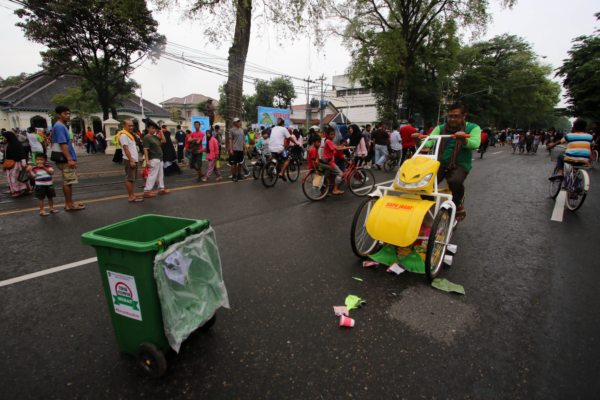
[369,245,425,274]
[345,295,366,311]
[352,277,364,282]
[431,278,465,295]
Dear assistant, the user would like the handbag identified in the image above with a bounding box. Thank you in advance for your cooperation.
[17,168,30,183]
[2,159,15,170]
[50,142,68,163]
[142,165,150,179]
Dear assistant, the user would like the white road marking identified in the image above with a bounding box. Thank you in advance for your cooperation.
[0,257,97,288]
[491,151,502,155]
[551,190,566,222]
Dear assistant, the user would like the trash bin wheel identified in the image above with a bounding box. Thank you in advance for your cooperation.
[201,314,217,331]
[137,342,167,378]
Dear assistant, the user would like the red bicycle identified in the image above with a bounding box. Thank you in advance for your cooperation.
[301,159,376,201]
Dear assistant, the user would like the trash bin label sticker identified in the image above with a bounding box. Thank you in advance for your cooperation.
[107,271,142,321]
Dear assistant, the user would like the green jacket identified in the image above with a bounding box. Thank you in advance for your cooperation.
[429,122,481,171]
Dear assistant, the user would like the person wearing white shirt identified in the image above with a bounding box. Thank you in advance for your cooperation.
[268,118,298,179]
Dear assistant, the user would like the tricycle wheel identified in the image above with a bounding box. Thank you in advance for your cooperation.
[201,314,217,331]
[350,196,380,258]
[425,208,452,281]
[137,342,167,378]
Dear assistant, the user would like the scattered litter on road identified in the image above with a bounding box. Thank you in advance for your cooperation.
[362,260,379,268]
[333,306,348,316]
[369,245,425,274]
[431,278,465,295]
[345,295,366,311]
[386,263,405,275]
[339,315,356,328]
[352,277,364,282]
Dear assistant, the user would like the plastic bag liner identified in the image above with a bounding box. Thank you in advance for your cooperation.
[154,227,229,353]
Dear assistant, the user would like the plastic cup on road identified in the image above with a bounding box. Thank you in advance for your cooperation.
[339,315,356,328]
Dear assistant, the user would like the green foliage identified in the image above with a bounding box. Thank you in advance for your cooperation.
[454,34,560,129]
[336,0,514,124]
[0,73,29,89]
[15,0,165,119]
[51,83,101,119]
[196,100,209,114]
[270,77,296,108]
[557,13,600,122]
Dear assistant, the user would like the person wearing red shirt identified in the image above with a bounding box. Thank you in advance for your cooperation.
[400,118,418,164]
[187,121,206,180]
[323,126,352,195]
[307,136,322,171]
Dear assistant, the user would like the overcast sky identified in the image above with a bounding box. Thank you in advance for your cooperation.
[0,0,597,107]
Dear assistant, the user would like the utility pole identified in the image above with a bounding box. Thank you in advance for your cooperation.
[303,76,313,130]
[317,75,326,130]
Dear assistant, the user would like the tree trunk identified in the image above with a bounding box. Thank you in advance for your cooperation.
[225,0,252,141]
[111,107,118,120]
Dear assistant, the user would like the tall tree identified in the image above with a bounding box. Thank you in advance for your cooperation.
[15,0,165,120]
[219,77,296,124]
[331,0,516,123]
[556,12,600,122]
[455,34,560,129]
[154,0,323,135]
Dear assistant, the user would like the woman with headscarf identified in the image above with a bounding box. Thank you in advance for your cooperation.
[2,130,31,197]
[161,125,181,176]
[348,124,367,164]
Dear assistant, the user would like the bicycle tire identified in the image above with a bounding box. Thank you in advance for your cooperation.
[252,161,262,180]
[301,171,330,201]
[261,160,278,188]
[425,208,451,282]
[286,160,300,182]
[565,169,588,211]
[350,196,380,258]
[549,167,562,199]
[348,169,376,197]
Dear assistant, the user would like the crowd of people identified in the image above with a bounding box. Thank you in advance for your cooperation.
[2,102,599,217]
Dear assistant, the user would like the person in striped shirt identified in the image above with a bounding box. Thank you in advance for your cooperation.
[548,119,593,179]
[26,153,58,216]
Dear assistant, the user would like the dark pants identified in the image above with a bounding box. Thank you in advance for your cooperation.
[401,146,415,164]
[438,165,469,207]
[177,145,184,163]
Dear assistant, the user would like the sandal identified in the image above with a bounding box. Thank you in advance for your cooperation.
[128,198,144,203]
[158,189,170,195]
[456,206,466,222]
[40,211,50,216]
[65,203,86,211]
[49,209,59,214]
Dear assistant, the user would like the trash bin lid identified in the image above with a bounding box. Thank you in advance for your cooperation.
[81,214,209,252]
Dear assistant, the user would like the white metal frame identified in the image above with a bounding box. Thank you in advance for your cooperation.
[368,135,460,246]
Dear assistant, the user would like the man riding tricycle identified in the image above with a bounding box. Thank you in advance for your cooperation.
[350,102,481,280]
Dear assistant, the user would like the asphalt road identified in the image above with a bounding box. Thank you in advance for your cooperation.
[1,146,598,399]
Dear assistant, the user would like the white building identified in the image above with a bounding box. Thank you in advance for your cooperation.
[326,75,378,127]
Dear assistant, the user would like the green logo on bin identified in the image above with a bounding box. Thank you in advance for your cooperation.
[113,282,139,310]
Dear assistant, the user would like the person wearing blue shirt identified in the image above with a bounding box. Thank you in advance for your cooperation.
[51,105,85,211]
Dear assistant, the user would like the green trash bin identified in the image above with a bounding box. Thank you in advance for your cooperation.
[81,214,210,377]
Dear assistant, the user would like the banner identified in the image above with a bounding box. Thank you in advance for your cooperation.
[257,106,290,127]
[191,116,211,133]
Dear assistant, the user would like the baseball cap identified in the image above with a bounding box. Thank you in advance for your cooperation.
[233,117,241,122]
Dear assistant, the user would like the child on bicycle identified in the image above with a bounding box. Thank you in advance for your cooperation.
[323,126,353,195]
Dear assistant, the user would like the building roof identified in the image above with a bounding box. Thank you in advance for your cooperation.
[0,71,169,117]
[161,93,216,106]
